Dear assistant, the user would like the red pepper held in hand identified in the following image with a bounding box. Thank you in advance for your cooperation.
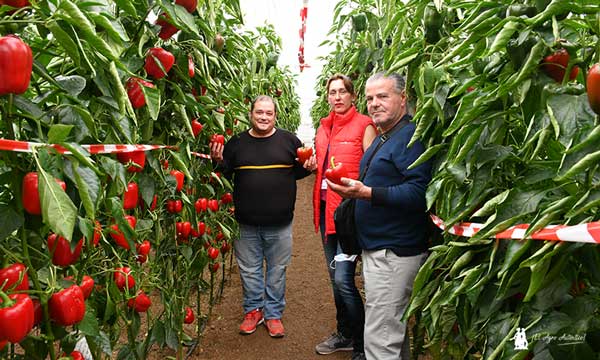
[47,234,84,267]
[144,47,175,79]
[296,146,313,164]
[48,285,86,326]
[210,134,225,145]
[0,263,28,292]
[0,35,33,96]
[324,156,349,185]
[0,293,34,343]
[125,78,155,109]
[22,172,67,215]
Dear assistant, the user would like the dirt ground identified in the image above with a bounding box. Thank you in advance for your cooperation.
[190,174,353,360]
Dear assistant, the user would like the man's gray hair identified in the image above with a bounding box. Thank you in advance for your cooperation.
[366,72,406,93]
[251,95,278,115]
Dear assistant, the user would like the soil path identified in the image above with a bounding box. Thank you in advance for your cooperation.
[191,174,352,360]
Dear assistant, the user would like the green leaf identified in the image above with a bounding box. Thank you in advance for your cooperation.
[47,20,81,66]
[55,75,87,96]
[67,160,99,219]
[547,94,596,147]
[37,165,77,241]
[79,306,100,337]
[141,85,161,121]
[47,124,74,144]
[0,205,24,242]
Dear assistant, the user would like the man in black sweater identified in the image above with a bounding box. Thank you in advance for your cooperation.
[210,95,313,338]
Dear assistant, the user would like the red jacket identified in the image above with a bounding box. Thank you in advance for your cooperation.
[313,106,373,235]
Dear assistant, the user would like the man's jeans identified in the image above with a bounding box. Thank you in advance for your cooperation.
[320,202,365,352]
[235,221,293,320]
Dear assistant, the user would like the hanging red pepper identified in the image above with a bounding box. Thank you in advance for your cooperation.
[144,47,175,79]
[188,55,195,78]
[170,170,185,192]
[176,0,197,13]
[123,182,139,210]
[191,221,206,238]
[128,290,152,313]
[183,306,195,324]
[166,199,183,213]
[125,78,155,109]
[117,150,146,172]
[0,293,34,343]
[114,267,135,291]
[220,192,233,205]
[109,215,137,250]
[191,119,203,137]
[64,275,94,300]
[0,0,30,8]
[176,221,192,241]
[0,35,33,96]
[22,172,67,215]
[207,199,219,212]
[587,63,600,115]
[195,197,208,213]
[0,263,28,292]
[92,220,102,247]
[48,285,86,326]
[156,13,180,40]
[541,49,579,83]
[47,234,84,267]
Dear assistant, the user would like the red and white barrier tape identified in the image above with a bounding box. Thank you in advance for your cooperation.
[0,138,212,159]
[431,214,600,244]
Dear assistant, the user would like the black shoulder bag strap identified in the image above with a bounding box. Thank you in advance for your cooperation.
[358,117,410,182]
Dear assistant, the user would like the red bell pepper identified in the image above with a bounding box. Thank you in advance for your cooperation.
[92,220,102,247]
[191,221,206,238]
[0,293,34,343]
[207,246,219,260]
[541,49,579,83]
[176,221,192,241]
[324,156,349,185]
[114,267,135,291]
[70,351,84,360]
[166,199,183,213]
[0,263,28,292]
[208,199,219,212]
[48,285,86,326]
[125,78,154,109]
[188,55,195,78]
[210,134,225,145]
[128,290,152,313]
[220,241,231,254]
[195,197,208,213]
[109,215,137,250]
[22,172,67,215]
[144,47,175,79]
[183,306,194,324]
[123,182,139,210]
[220,192,233,205]
[64,275,94,300]
[296,146,313,164]
[47,234,83,267]
[587,63,600,115]
[0,35,33,96]
[0,0,30,7]
[156,13,180,40]
[176,0,197,13]
[170,170,185,192]
[209,263,220,273]
[135,240,151,263]
[191,119,203,137]
[32,298,42,326]
[117,150,146,173]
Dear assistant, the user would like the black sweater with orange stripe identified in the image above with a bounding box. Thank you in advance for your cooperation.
[221,129,311,226]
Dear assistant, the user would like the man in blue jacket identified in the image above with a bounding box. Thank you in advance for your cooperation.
[327,72,432,360]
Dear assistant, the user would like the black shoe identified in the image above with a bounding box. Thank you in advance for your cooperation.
[315,332,353,354]
[351,351,366,360]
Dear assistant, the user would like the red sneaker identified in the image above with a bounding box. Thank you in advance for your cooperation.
[265,319,285,338]
[239,309,264,335]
